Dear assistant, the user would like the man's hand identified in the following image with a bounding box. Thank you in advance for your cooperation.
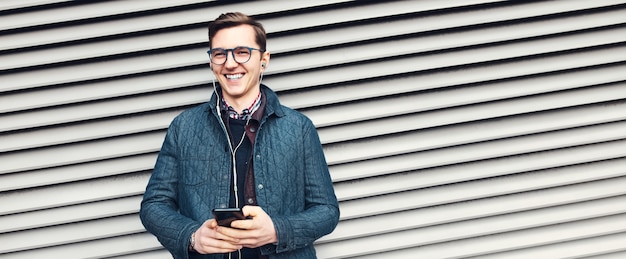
[191,219,243,254]
[217,205,278,248]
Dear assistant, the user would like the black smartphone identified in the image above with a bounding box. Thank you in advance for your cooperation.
[212,208,247,227]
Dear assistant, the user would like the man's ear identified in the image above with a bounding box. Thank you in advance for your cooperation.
[261,52,270,70]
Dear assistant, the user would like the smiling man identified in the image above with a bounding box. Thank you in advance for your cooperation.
[140,12,340,259]
[211,24,268,113]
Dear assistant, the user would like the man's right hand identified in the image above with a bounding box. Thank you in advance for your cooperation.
[191,219,243,254]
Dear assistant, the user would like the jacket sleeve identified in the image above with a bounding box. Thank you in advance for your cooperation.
[140,121,201,259]
[266,118,340,255]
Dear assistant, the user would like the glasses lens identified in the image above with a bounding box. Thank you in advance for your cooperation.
[209,47,256,65]
[233,47,252,64]
[210,49,227,65]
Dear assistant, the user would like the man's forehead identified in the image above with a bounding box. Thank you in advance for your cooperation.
[211,25,258,48]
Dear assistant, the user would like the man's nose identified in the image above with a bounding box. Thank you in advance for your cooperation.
[224,51,239,68]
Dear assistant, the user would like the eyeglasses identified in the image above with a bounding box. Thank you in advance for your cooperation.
[207,46,264,65]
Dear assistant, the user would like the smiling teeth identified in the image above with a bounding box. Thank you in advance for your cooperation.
[226,74,243,79]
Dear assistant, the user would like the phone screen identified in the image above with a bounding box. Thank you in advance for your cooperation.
[212,208,246,227]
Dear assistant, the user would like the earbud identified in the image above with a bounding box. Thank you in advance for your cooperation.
[261,62,266,68]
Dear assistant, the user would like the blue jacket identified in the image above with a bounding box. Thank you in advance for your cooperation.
[140,85,340,259]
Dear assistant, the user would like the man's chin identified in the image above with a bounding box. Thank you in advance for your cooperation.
[221,86,247,98]
[217,79,241,89]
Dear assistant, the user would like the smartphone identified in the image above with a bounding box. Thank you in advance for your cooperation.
[212,208,247,227]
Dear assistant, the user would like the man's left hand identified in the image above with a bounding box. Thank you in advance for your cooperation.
[217,205,278,248]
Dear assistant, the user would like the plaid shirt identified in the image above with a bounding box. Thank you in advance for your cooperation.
[221,91,262,120]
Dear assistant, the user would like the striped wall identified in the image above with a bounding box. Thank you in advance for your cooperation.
[1,0,626,258]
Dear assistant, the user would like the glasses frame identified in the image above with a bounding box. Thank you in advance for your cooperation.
[207,46,265,65]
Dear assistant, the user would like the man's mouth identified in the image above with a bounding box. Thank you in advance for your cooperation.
[225,73,244,80]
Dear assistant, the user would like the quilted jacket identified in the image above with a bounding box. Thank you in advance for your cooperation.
[140,85,340,259]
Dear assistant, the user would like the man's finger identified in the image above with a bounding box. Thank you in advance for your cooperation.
[230,219,253,229]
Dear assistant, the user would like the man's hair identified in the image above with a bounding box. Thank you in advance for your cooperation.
[208,12,267,51]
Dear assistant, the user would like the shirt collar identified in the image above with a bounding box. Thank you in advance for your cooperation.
[220,91,262,121]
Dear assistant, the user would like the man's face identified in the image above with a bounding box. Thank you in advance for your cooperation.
[210,25,269,107]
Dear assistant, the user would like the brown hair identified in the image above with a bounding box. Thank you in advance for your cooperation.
[208,12,267,51]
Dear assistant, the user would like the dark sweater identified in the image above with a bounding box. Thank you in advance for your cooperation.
[226,118,259,259]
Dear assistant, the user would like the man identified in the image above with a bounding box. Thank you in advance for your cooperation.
[140,12,340,259]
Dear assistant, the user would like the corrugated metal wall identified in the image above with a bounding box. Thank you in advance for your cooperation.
[1,0,625,258]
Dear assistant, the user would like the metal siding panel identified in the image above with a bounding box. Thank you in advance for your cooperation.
[0,0,69,12]
[0,214,144,254]
[474,232,626,258]
[333,140,626,201]
[0,133,164,175]
[308,79,626,130]
[0,0,352,50]
[1,0,625,258]
[0,196,142,234]
[0,1,212,31]
[0,172,149,216]
[269,1,626,53]
[336,159,626,220]
[323,106,626,165]
[265,43,626,94]
[0,68,208,114]
[0,154,156,192]
[0,233,163,259]
[325,192,626,244]
[347,212,626,258]
[271,25,626,75]
[0,110,179,152]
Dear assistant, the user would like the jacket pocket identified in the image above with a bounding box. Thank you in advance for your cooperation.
[179,144,229,186]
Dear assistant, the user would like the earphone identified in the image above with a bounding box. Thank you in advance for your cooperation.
[261,62,266,68]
